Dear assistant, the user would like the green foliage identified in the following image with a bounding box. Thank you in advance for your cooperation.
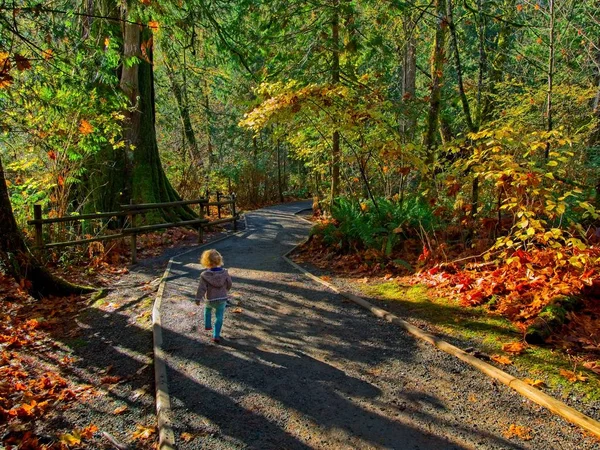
[314,196,437,256]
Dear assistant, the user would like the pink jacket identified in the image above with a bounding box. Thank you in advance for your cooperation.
[195,268,232,302]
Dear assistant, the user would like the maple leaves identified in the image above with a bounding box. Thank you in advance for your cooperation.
[417,244,600,328]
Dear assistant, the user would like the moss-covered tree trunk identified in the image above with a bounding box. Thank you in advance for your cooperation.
[120,21,195,222]
[422,0,448,188]
[0,158,94,297]
[85,2,195,222]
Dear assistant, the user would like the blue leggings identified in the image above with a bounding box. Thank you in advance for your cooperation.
[204,301,226,338]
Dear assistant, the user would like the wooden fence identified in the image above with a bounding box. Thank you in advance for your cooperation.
[27,193,239,263]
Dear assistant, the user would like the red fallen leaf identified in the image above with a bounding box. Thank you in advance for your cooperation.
[427,267,439,275]
[101,375,122,385]
[47,150,57,160]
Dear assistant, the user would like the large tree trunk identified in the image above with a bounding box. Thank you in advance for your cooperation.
[400,13,417,141]
[120,21,195,221]
[0,158,94,298]
[447,0,475,133]
[422,0,448,185]
[482,0,515,122]
[330,0,341,206]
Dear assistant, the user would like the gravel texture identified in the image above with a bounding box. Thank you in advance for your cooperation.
[29,226,242,449]
[159,201,599,450]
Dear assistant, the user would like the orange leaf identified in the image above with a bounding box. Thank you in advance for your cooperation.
[501,341,526,355]
[559,369,588,383]
[79,119,94,135]
[47,150,57,160]
[231,307,243,313]
[80,424,98,439]
[42,49,53,60]
[148,21,159,30]
[180,432,195,442]
[504,424,532,440]
[491,355,513,365]
[113,405,128,415]
[0,72,13,89]
[321,275,331,281]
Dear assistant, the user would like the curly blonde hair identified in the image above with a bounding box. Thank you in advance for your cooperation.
[200,249,223,268]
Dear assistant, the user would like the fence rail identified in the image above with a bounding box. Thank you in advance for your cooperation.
[27,192,239,263]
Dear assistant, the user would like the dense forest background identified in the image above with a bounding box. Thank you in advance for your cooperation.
[2,2,600,445]
[1,0,600,318]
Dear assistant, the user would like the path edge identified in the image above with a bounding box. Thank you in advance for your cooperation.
[153,259,175,450]
[281,248,600,440]
[152,217,248,450]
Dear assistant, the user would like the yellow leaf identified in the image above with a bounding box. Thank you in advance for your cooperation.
[526,227,535,237]
[231,307,243,313]
[132,424,156,440]
[60,431,82,446]
[491,355,513,365]
[524,378,546,388]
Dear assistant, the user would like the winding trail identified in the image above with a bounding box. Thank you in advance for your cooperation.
[158,201,597,449]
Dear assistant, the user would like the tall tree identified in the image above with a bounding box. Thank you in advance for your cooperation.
[0,157,93,297]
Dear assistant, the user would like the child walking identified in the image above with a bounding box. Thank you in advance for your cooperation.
[195,249,232,343]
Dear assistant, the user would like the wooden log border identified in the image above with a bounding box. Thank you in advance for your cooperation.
[281,242,600,440]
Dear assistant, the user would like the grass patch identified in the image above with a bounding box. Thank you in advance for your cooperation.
[360,281,600,403]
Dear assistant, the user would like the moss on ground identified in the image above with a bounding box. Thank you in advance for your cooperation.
[360,281,600,403]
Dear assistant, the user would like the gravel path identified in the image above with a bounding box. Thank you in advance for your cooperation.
[159,201,599,450]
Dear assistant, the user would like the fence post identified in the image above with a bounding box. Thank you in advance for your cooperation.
[198,199,205,243]
[217,192,222,219]
[129,200,137,264]
[232,193,238,231]
[33,204,44,249]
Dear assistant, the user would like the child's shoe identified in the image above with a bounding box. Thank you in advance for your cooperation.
[205,327,212,331]
[211,337,221,344]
